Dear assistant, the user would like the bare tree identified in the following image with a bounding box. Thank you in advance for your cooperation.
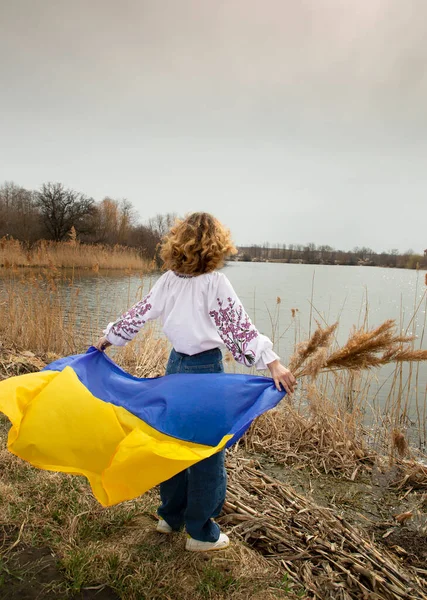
[303,242,317,263]
[92,197,120,244]
[0,181,41,241]
[148,213,177,239]
[92,197,138,245]
[127,224,159,257]
[35,182,95,241]
[117,199,137,244]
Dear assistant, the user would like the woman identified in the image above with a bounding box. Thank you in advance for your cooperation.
[95,212,296,552]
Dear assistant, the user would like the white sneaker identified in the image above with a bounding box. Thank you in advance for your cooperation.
[185,533,230,552]
[156,519,173,534]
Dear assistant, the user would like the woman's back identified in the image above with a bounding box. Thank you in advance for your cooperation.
[105,269,279,369]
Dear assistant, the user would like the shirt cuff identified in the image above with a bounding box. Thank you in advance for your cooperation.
[103,322,128,347]
[255,348,280,371]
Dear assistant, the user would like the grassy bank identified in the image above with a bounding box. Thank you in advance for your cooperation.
[0,238,154,271]
[0,418,291,600]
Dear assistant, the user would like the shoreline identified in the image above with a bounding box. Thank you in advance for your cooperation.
[233,257,427,270]
[0,264,154,272]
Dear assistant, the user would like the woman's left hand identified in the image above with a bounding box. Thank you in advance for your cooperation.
[94,336,112,352]
[267,360,297,394]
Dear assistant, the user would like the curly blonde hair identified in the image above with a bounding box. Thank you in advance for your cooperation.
[160,212,237,275]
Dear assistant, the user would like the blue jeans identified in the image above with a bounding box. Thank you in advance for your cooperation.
[157,348,226,542]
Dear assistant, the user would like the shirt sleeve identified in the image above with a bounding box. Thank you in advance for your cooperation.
[103,274,166,346]
[209,273,280,370]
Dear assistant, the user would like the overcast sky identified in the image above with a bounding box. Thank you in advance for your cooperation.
[1,0,426,252]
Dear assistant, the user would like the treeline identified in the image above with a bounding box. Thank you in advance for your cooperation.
[1,181,425,269]
[0,181,176,258]
[238,243,426,269]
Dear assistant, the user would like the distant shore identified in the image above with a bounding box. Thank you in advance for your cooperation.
[232,256,427,270]
[235,246,427,270]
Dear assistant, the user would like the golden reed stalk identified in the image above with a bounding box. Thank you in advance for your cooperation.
[292,319,427,379]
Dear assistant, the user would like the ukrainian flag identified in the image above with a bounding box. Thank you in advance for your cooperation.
[0,348,284,506]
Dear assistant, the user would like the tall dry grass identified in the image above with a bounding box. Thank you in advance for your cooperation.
[0,270,168,367]
[0,271,94,356]
[245,275,427,479]
[0,236,153,271]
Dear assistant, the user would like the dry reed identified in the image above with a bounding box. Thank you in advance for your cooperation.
[288,321,338,374]
[245,382,368,478]
[247,315,427,479]
[292,319,427,380]
[113,329,169,378]
[223,455,427,600]
[0,272,93,355]
[0,237,153,271]
[0,272,169,378]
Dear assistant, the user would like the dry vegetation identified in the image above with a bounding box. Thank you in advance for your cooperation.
[289,319,427,378]
[0,272,91,357]
[0,270,162,357]
[244,315,427,478]
[224,455,427,600]
[0,270,427,598]
[0,237,153,271]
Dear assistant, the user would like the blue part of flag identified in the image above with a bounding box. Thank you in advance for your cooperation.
[44,348,285,448]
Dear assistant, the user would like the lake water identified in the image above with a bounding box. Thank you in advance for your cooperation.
[64,261,427,355]
[57,262,426,334]
[2,262,427,442]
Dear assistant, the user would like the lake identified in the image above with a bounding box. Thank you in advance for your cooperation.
[62,261,426,355]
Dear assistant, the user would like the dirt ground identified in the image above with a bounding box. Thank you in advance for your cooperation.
[0,518,122,600]
[0,542,120,600]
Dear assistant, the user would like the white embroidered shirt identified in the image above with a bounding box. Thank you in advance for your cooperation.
[104,270,279,370]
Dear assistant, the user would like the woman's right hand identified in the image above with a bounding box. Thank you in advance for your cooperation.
[267,360,297,394]
[94,336,112,352]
